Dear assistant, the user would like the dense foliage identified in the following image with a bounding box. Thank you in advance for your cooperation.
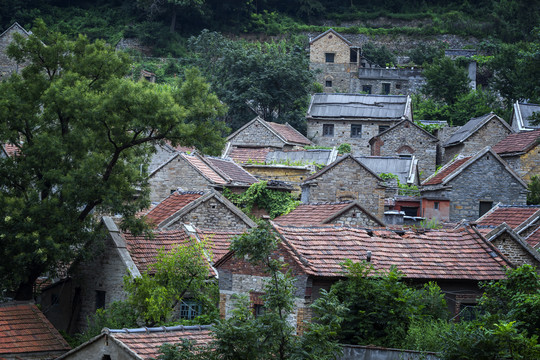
[528,175,540,205]
[0,22,227,300]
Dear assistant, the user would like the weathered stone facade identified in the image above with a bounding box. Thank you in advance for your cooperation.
[242,164,312,195]
[500,145,540,184]
[163,196,253,231]
[307,119,401,155]
[149,155,213,203]
[370,120,439,180]
[331,206,383,227]
[443,116,513,164]
[228,119,290,149]
[490,231,540,269]
[422,152,527,222]
[301,156,386,219]
[0,23,29,81]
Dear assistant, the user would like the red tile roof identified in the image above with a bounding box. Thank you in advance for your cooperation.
[265,122,311,145]
[526,226,540,248]
[273,224,508,280]
[196,229,244,263]
[493,129,540,154]
[228,147,272,164]
[422,156,471,185]
[206,157,258,184]
[123,230,215,276]
[0,303,71,355]
[181,154,227,184]
[274,202,353,225]
[145,191,204,226]
[2,143,19,157]
[476,205,540,229]
[110,327,213,360]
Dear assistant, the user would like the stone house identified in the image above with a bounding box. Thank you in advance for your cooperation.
[57,325,213,360]
[309,29,425,95]
[0,302,71,360]
[476,204,540,249]
[300,154,387,219]
[273,201,385,228]
[442,113,514,164]
[492,129,540,183]
[510,101,540,132]
[0,22,30,81]
[215,223,511,331]
[225,116,311,151]
[306,93,413,155]
[421,147,528,222]
[145,189,256,231]
[148,152,257,203]
[40,217,242,333]
[369,119,439,179]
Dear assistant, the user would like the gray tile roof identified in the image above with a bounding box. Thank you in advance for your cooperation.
[444,113,509,147]
[266,149,336,166]
[307,93,409,120]
[517,103,540,129]
[356,156,416,184]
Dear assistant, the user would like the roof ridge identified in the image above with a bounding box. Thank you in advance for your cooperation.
[105,324,213,334]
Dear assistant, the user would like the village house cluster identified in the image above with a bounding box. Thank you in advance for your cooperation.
[1,24,540,359]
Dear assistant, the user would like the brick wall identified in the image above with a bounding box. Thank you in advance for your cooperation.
[443,118,513,163]
[229,120,286,148]
[302,157,385,218]
[166,197,250,231]
[332,206,382,227]
[372,121,438,180]
[0,25,28,81]
[307,119,400,155]
[149,156,212,203]
[423,153,527,222]
[490,232,540,268]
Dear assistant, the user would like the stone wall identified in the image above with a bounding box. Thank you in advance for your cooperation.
[311,63,352,93]
[302,157,385,218]
[352,67,425,95]
[0,24,28,81]
[242,165,312,195]
[149,155,212,203]
[148,143,177,174]
[340,345,440,360]
[166,197,250,231]
[443,118,513,163]
[229,120,286,148]
[372,121,438,180]
[331,206,382,227]
[423,153,527,222]
[310,32,351,64]
[307,119,400,155]
[61,335,132,360]
[490,232,540,268]
[519,145,540,183]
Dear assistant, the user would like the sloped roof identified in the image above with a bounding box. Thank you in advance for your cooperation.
[266,148,337,166]
[444,113,512,147]
[272,224,509,280]
[371,119,439,142]
[476,205,540,229]
[273,201,384,227]
[0,22,31,38]
[492,129,540,155]
[145,191,204,227]
[422,156,471,186]
[196,228,244,263]
[307,93,410,120]
[515,102,540,130]
[206,157,258,184]
[303,154,382,183]
[265,122,311,145]
[228,147,272,164]
[181,153,228,185]
[526,227,540,248]
[0,303,71,355]
[2,143,19,157]
[309,28,352,45]
[356,156,417,184]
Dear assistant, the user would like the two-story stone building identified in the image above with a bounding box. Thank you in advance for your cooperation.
[0,22,30,81]
[306,93,412,155]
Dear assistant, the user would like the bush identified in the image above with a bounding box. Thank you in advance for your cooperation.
[361,42,396,67]
[404,318,451,352]
[337,143,351,154]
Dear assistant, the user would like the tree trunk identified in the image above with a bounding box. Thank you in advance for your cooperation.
[170,6,177,33]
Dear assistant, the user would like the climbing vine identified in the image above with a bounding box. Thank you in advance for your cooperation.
[223,181,300,219]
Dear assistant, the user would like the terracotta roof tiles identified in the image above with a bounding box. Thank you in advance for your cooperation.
[0,303,70,355]
[422,156,471,186]
[525,226,540,248]
[196,229,244,263]
[206,157,258,184]
[273,224,508,280]
[228,147,272,164]
[265,122,311,145]
[2,143,19,157]
[145,191,204,226]
[476,205,540,229]
[492,129,540,154]
[181,154,227,185]
[274,202,354,225]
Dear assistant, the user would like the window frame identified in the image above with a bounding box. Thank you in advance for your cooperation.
[325,80,332,87]
[179,300,202,320]
[350,124,362,138]
[325,53,335,63]
[382,82,391,95]
[323,124,334,137]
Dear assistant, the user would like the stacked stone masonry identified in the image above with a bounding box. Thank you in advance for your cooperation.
[229,121,288,148]
[0,24,29,81]
[332,207,382,228]
[491,232,540,269]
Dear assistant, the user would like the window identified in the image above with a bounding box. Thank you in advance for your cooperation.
[95,290,106,310]
[401,206,419,217]
[350,49,358,63]
[362,85,372,94]
[180,300,201,320]
[395,83,402,89]
[434,202,439,210]
[378,125,390,134]
[325,53,335,63]
[323,124,334,137]
[479,201,493,217]
[382,83,391,95]
[325,80,332,87]
[254,304,266,318]
[351,124,362,138]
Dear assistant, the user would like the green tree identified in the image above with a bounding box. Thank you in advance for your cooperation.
[136,0,206,33]
[528,176,540,205]
[422,56,470,106]
[408,43,445,66]
[361,42,396,67]
[0,21,227,300]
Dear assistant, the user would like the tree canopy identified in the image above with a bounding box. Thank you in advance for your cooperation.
[0,20,227,300]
